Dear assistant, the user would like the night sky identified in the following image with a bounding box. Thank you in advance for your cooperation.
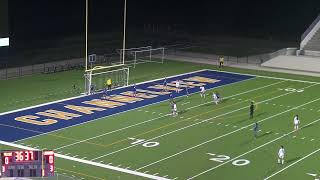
[8,0,320,41]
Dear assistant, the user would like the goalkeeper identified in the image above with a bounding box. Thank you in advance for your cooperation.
[106,78,112,90]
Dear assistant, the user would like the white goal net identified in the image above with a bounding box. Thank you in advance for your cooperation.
[132,47,165,68]
[84,67,129,94]
[117,46,165,68]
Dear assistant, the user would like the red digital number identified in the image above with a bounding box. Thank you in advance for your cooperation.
[19,151,24,161]
[14,151,19,161]
[1,166,5,173]
[30,151,34,161]
[50,165,54,172]
[4,157,9,165]
[49,155,54,164]
[25,151,29,161]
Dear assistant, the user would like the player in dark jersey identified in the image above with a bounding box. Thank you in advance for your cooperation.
[133,84,137,97]
[249,101,256,119]
[253,122,259,138]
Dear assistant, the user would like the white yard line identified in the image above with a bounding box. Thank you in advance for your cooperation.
[14,70,263,143]
[0,140,171,180]
[92,84,317,161]
[264,148,320,180]
[136,95,320,171]
[188,117,320,179]
[53,81,284,150]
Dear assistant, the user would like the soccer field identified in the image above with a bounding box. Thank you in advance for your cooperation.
[1,60,320,180]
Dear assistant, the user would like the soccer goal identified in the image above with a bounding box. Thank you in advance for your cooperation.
[84,67,129,95]
[116,46,152,64]
[132,47,165,68]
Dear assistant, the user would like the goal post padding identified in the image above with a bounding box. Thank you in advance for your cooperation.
[84,67,129,94]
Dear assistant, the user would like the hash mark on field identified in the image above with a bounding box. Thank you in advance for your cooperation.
[138,109,142,112]
[265,102,269,104]
[181,102,190,105]
[145,111,149,113]
[108,163,112,165]
[301,137,306,140]
[292,136,296,138]
[82,157,87,159]
[275,132,279,135]
[173,177,179,180]
[163,175,169,177]
[117,164,122,167]
[311,139,315,141]
[225,124,229,127]
[154,173,159,175]
[99,161,104,163]
[152,112,156,114]
[126,166,131,169]
[217,123,222,125]
[73,155,78,158]
[144,171,149,173]
[65,153,70,156]
[233,125,237,128]
[180,117,184,119]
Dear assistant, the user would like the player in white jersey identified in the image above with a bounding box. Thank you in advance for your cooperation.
[200,86,206,98]
[175,80,180,93]
[172,101,178,116]
[293,115,300,131]
[212,92,219,105]
[278,146,285,164]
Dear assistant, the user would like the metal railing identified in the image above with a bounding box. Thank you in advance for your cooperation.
[301,13,320,41]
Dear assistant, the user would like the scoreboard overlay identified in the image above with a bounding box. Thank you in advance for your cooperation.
[0,70,254,142]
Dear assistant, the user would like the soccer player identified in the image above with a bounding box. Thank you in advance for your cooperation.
[219,56,224,68]
[253,122,259,138]
[294,114,300,131]
[175,80,180,93]
[133,84,137,97]
[212,92,219,105]
[107,78,112,90]
[200,86,206,98]
[249,101,256,119]
[90,84,96,95]
[185,83,190,97]
[169,92,174,103]
[171,101,178,116]
[102,87,108,99]
[163,77,168,92]
[278,146,285,165]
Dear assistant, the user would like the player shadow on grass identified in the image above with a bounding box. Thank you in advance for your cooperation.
[202,98,230,107]
[232,112,268,125]
[239,131,273,146]
[286,156,302,164]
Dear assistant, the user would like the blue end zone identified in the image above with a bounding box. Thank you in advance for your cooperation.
[0,70,255,142]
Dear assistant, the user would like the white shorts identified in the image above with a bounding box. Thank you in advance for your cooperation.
[278,154,284,159]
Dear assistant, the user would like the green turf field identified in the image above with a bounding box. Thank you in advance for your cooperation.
[1,60,320,180]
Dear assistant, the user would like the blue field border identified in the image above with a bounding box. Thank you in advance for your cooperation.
[0,70,255,142]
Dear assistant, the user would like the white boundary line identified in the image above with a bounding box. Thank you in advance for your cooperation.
[188,117,320,179]
[53,81,284,150]
[0,140,170,180]
[264,148,320,180]
[13,70,261,143]
[136,87,320,170]
[92,83,317,161]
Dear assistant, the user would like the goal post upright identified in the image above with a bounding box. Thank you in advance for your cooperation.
[85,0,88,72]
[121,0,127,65]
